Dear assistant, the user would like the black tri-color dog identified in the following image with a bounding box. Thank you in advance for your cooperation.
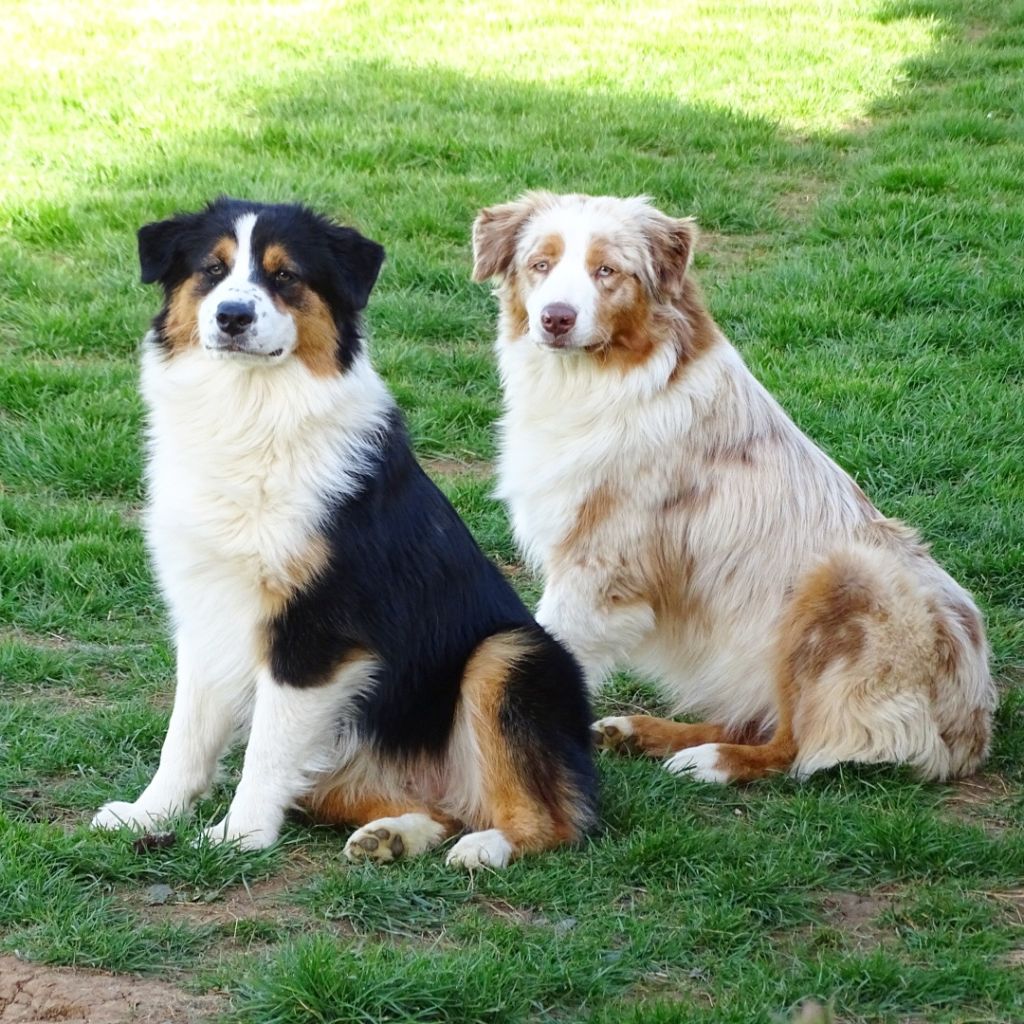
[91,198,597,868]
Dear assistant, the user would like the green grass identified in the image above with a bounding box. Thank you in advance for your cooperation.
[2,0,1023,1021]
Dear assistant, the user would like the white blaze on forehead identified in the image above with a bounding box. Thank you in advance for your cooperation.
[225,212,258,285]
[210,212,259,303]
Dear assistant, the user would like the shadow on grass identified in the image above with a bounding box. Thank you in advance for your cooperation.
[0,3,1019,659]
[2,0,1021,716]
[1,59,829,351]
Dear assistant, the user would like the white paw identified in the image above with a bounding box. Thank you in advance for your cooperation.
[592,715,635,751]
[199,817,277,851]
[92,801,164,831]
[663,743,731,784]
[344,813,447,865]
[445,829,513,870]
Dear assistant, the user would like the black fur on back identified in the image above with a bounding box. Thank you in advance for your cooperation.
[266,408,597,830]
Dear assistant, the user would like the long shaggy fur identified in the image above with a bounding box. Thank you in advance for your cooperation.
[473,191,995,784]
[92,198,596,868]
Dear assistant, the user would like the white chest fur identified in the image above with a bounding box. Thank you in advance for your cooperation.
[140,343,390,625]
[494,337,725,569]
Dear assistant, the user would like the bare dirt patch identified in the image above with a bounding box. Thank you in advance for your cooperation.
[473,896,580,936]
[1,783,92,830]
[0,955,222,1024]
[1001,947,1024,968]
[0,628,150,661]
[698,231,773,271]
[822,889,902,947]
[765,169,833,222]
[978,888,1024,927]
[629,966,716,1010]
[942,774,1013,834]
[787,1002,835,1024]
[134,874,309,932]
[0,626,78,652]
[474,896,545,928]
[775,185,824,221]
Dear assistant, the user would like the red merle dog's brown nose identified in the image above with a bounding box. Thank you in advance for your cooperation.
[541,303,577,338]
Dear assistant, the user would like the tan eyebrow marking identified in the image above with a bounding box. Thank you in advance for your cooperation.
[527,233,565,264]
[585,237,617,274]
[210,236,237,267]
[262,243,299,276]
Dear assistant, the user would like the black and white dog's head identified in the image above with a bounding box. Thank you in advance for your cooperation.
[138,197,385,374]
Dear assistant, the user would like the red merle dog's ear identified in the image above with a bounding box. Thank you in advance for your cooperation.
[137,213,205,288]
[472,194,546,282]
[326,225,385,312]
[640,207,699,301]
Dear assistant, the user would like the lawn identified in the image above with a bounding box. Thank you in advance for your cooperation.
[1,0,1022,1021]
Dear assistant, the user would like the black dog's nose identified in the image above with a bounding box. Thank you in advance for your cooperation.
[216,301,255,337]
[540,303,577,338]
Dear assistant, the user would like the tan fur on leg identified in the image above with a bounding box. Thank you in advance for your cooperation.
[448,633,577,867]
[303,782,459,864]
[593,714,728,756]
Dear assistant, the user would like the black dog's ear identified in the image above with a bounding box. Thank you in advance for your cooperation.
[137,213,201,287]
[326,225,385,311]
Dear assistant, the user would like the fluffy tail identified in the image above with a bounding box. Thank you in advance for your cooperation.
[786,544,994,781]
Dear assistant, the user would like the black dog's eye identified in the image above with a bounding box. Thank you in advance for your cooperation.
[203,262,226,279]
[274,269,297,285]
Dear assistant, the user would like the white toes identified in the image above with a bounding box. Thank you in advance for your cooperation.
[344,814,447,865]
[445,829,513,871]
[198,818,276,851]
[592,715,635,751]
[91,801,162,831]
[663,743,731,784]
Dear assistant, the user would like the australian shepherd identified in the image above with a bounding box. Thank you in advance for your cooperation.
[472,191,995,784]
[91,198,596,868]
